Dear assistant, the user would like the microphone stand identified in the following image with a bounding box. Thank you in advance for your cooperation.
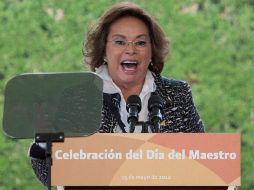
[129,122,136,133]
[129,121,159,133]
[35,132,65,190]
[134,121,148,133]
[151,121,160,133]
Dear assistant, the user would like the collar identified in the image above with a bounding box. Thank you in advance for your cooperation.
[95,64,156,99]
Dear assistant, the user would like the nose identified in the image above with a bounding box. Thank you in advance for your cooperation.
[125,42,136,55]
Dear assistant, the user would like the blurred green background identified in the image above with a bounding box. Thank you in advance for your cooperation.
[0,0,253,189]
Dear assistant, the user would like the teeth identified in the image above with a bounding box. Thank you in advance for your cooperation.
[122,61,137,64]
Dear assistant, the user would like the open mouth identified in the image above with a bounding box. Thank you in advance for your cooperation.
[121,60,138,72]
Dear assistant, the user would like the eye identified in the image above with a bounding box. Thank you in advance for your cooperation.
[114,40,126,46]
[134,41,147,47]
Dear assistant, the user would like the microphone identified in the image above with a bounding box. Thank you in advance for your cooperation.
[126,95,141,133]
[148,95,163,132]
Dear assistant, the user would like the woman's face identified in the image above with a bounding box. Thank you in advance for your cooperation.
[105,16,152,88]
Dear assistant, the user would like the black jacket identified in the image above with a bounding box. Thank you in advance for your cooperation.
[100,73,204,133]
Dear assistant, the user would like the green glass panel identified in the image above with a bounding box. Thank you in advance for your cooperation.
[3,72,103,139]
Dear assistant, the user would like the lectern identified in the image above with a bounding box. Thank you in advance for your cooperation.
[2,73,239,190]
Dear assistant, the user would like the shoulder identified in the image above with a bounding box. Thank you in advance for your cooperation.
[152,73,194,107]
[153,73,191,95]
[161,76,189,90]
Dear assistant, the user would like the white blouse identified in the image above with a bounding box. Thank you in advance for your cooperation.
[95,65,156,133]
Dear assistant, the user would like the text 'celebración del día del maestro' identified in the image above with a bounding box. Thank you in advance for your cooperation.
[54,149,237,160]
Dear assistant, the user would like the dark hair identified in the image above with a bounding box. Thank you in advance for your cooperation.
[83,2,169,74]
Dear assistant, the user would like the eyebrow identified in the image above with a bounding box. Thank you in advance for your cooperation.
[110,34,149,39]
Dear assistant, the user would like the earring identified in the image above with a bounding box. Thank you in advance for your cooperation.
[149,60,153,66]
[103,57,107,64]
[149,60,157,72]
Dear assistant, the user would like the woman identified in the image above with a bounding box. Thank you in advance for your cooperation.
[84,2,204,134]
[30,2,204,188]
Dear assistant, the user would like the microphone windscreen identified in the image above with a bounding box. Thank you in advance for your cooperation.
[126,95,141,111]
[148,95,163,111]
